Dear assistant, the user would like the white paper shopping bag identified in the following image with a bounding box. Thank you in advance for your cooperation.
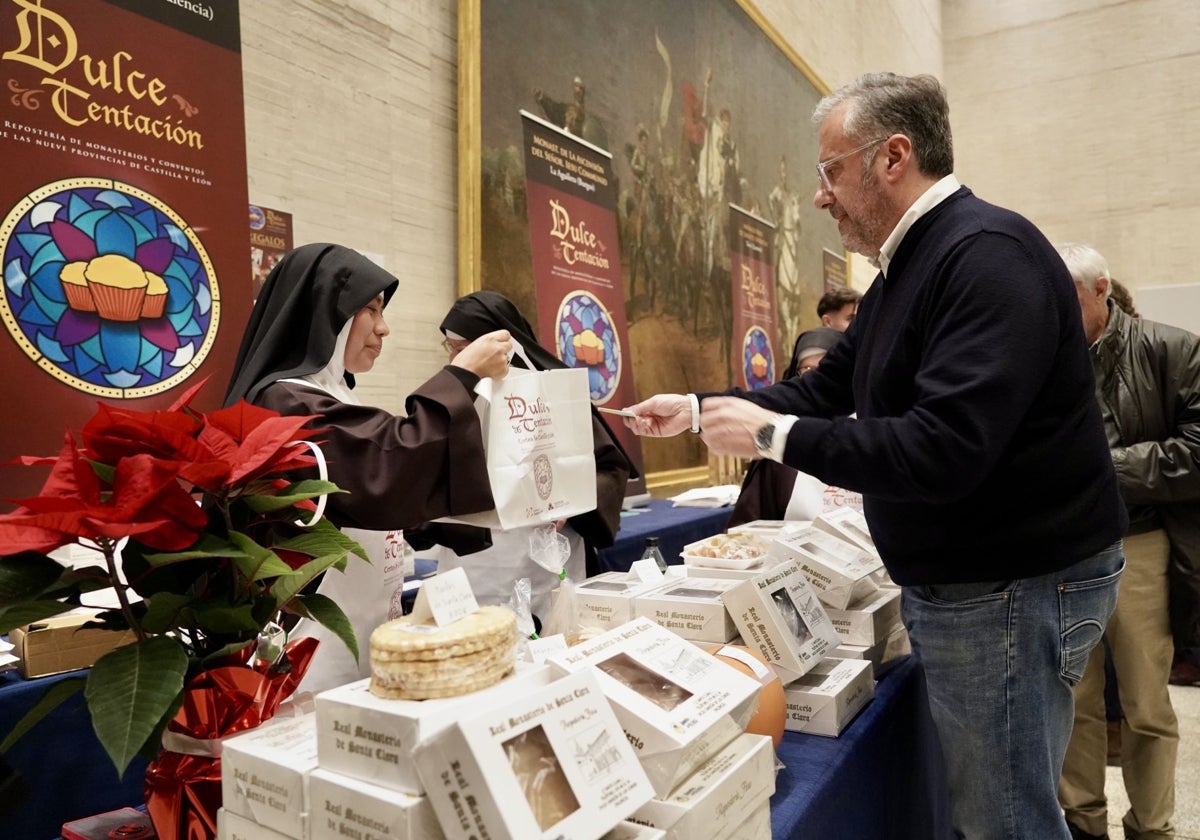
[439,347,597,530]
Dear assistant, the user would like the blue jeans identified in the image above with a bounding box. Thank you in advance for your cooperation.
[902,542,1124,840]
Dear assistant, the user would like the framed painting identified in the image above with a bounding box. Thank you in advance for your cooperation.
[458,0,843,482]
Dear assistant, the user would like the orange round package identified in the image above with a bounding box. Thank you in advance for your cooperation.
[704,642,786,748]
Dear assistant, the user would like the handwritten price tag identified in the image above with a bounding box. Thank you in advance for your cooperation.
[409,567,479,627]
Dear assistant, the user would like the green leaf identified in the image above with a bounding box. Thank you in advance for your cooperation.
[0,676,85,753]
[0,552,68,607]
[241,479,345,513]
[268,552,350,611]
[85,636,188,777]
[140,533,250,567]
[278,518,369,564]
[228,532,298,582]
[139,592,195,635]
[190,602,260,634]
[0,599,79,635]
[294,593,357,662]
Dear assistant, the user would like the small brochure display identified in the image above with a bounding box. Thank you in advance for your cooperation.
[571,571,671,629]
[632,577,740,643]
[220,712,318,840]
[628,733,776,840]
[824,587,902,647]
[771,526,882,609]
[545,618,762,796]
[721,559,841,683]
[307,767,444,840]
[314,662,552,794]
[782,657,875,737]
[415,668,655,840]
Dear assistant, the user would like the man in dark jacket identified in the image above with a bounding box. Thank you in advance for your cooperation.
[1056,242,1199,840]
[624,73,1127,840]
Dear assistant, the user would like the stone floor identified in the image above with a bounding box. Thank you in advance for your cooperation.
[1102,683,1200,839]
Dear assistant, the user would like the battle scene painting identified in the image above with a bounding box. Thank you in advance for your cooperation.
[462,0,843,476]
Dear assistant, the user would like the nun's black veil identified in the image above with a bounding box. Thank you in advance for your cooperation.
[224,244,399,406]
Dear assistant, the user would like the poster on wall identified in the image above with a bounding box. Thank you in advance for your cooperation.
[822,247,848,291]
[249,204,293,298]
[729,204,778,390]
[0,0,250,504]
[519,111,646,495]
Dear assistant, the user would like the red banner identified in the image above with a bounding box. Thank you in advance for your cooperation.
[519,111,646,495]
[729,205,779,390]
[0,0,249,504]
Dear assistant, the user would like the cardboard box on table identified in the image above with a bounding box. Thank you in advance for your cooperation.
[725,801,772,840]
[545,617,762,797]
[632,577,740,643]
[569,572,673,630]
[9,610,136,678]
[308,767,444,840]
[833,624,912,677]
[770,527,882,610]
[220,711,317,840]
[810,508,881,558]
[217,808,296,840]
[824,587,902,647]
[414,668,655,840]
[782,657,875,737]
[602,822,668,840]
[726,519,811,540]
[721,559,841,684]
[313,661,551,795]
[628,732,776,840]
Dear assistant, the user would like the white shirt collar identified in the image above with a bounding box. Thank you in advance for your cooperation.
[878,174,961,277]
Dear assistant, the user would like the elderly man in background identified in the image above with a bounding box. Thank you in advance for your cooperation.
[624,72,1128,840]
[1057,242,1199,840]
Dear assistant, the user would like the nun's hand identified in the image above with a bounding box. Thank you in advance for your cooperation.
[451,329,513,379]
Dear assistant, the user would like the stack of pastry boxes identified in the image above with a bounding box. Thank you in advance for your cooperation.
[215,610,777,840]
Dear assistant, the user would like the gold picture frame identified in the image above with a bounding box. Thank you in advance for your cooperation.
[457,0,842,484]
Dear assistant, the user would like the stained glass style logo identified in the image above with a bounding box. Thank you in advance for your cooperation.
[742,325,774,389]
[556,290,621,404]
[0,178,218,398]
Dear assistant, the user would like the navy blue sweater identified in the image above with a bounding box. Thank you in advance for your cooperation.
[721,187,1127,584]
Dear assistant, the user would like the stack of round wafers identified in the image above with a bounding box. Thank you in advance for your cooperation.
[368,605,518,700]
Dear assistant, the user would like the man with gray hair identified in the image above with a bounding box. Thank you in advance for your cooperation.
[623,73,1127,839]
[1057,242,1198,840]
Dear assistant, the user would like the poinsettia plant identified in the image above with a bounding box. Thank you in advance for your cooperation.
[0,379,365,776]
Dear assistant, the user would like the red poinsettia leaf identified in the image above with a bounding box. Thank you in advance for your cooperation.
[225,415,322,484]
[0,517,79,553]
[28,431,103,503]
[107,455,208,538]
[205,401,312,444]
[166,376,210,414]
[83,404,204,464]
[5,455,60,467]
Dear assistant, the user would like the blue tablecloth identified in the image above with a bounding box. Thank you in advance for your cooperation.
[770,654,954,839]
[0,667,146,838]
[600,498,732,573]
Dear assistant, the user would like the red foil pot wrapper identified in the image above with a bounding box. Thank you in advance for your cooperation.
[144,637,318,840]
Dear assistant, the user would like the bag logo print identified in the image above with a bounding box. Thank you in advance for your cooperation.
[533,454,554,500]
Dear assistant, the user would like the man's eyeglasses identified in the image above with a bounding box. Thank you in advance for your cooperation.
[815,137,888,193]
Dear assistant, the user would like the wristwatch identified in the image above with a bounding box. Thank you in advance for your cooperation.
[754,417,779,458]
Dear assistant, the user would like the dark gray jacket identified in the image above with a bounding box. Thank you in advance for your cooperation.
[1093,303,1200,651]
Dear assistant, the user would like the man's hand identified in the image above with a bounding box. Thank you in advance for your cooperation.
[699,396,778,459]
[622,394,692,437]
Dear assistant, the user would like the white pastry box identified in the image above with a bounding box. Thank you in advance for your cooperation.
[602,822,668,840]
[725,801,772,840]
[811,507,881,558]
[217,808,296,840]
[414,668,655,840]
[771,527,882,609]
[782,657,875,737]
[628,733,776,840]
[308,767,444,840]
[632,576,740,643]
[314,662,552,795]
[546,617,762,797]
[721,559,841,683]
[680,564,764,581]
[726,519,811,540]
[571,572,670,629]
[220,712,316,840]
[834,624,911,677]
[825,587,902,647]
